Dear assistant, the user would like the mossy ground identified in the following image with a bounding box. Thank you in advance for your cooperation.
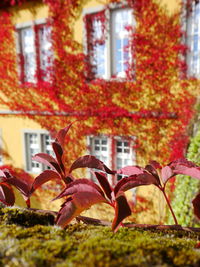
[1,206,200,267]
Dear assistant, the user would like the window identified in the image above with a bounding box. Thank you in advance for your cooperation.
[111,9,133,77]
[89,136,111,167]
[186,1,200,77]
[88,135,135,184]
[85,6,134,79]
[16,22,52,83]
[24,132,54,173]
[115,139,133,180]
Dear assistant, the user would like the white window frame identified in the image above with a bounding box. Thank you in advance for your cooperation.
[16,22,37,83]
[87,135,136,185]
[37,24,53,82]
[16,18,52,83]
[186,0,200,77]
[83,2,135,80]
[23,130,54,173]
[110,8,134,78]
[114,136,136,169]
[87,135,112,168]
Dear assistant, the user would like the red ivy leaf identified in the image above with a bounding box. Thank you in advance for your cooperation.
[63,174,74,185]
[0,183,15,206]
[192,193,200,220]
[149,160,162,169]
[6,177,31,198]
[53,178,105,201]
[114,173,160,195]
[0,169,12,179]
[94,172,113,200]
[169,158,197,168]
[69,155,114,174]
[173,165,200,180]
[112,192,131,232]
[117,166,144,176]
[145,164,161,186]
[32,153,61,174]
[30,170,61,194]
[0,170,7,177]
[56,191,106,228]
[55,123,73,148]
[52,142,65,174]
[161,166,174,185]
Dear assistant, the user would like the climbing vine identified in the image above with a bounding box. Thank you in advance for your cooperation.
[0,0,198,170]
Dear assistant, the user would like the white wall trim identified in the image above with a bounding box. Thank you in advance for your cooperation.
[15,18,47,29]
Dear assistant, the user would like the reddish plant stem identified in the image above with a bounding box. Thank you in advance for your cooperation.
[161,187,178,225]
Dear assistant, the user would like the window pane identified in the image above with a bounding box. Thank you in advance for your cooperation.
[38,25,53,81]
[42,134,54,156]
[116,138,133,181]
[90,136,109,166]
[111,8,132,77]
[188,2,200,77]
[25,133,41,172]
[86,11,106,78]
[41,134,54,170]
[20,27,36,82]
[25,132,53,172]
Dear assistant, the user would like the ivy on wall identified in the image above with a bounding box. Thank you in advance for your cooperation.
[0,0,198,169]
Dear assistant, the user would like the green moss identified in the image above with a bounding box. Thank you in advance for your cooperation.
[1,207,200,266]
[0,206,55,227]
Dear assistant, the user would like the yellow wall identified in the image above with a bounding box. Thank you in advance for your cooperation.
[0,0,181,219]
[0,116,44,168]
[161,0,181,13]
[0,2,48,168]
[11,2,48,25]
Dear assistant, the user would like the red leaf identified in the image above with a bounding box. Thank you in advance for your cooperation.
[69,155,114,174]
[3,170,12,178]
[6,177,31,198]
[161,166,174,184]
[192,193,200,220]
[169,158,197,168]
[63,174,74,185]
[55,123,73,148]
[145,164,161,186]
[0,170,7,177]
[0,169,12,179]
[26,198,31,208]
[149,160,162,169]
[112,192,131,232]
[94,172,113,200]
[114,173,160,195]
[56,191,106,228]
[52,142,65,174]
[32,153,61,174]
[161,158,200,184]
[53,178,105,201]
[0,177,6,183]
[117,165,144,176]
[173,165,200,180]
[0,183,15,206]
[30,170,61,194]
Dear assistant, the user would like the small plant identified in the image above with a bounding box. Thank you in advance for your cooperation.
[0,168,30,207]
[117,159,200,225]
[30,123,132,231]
[2,123,200,232]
